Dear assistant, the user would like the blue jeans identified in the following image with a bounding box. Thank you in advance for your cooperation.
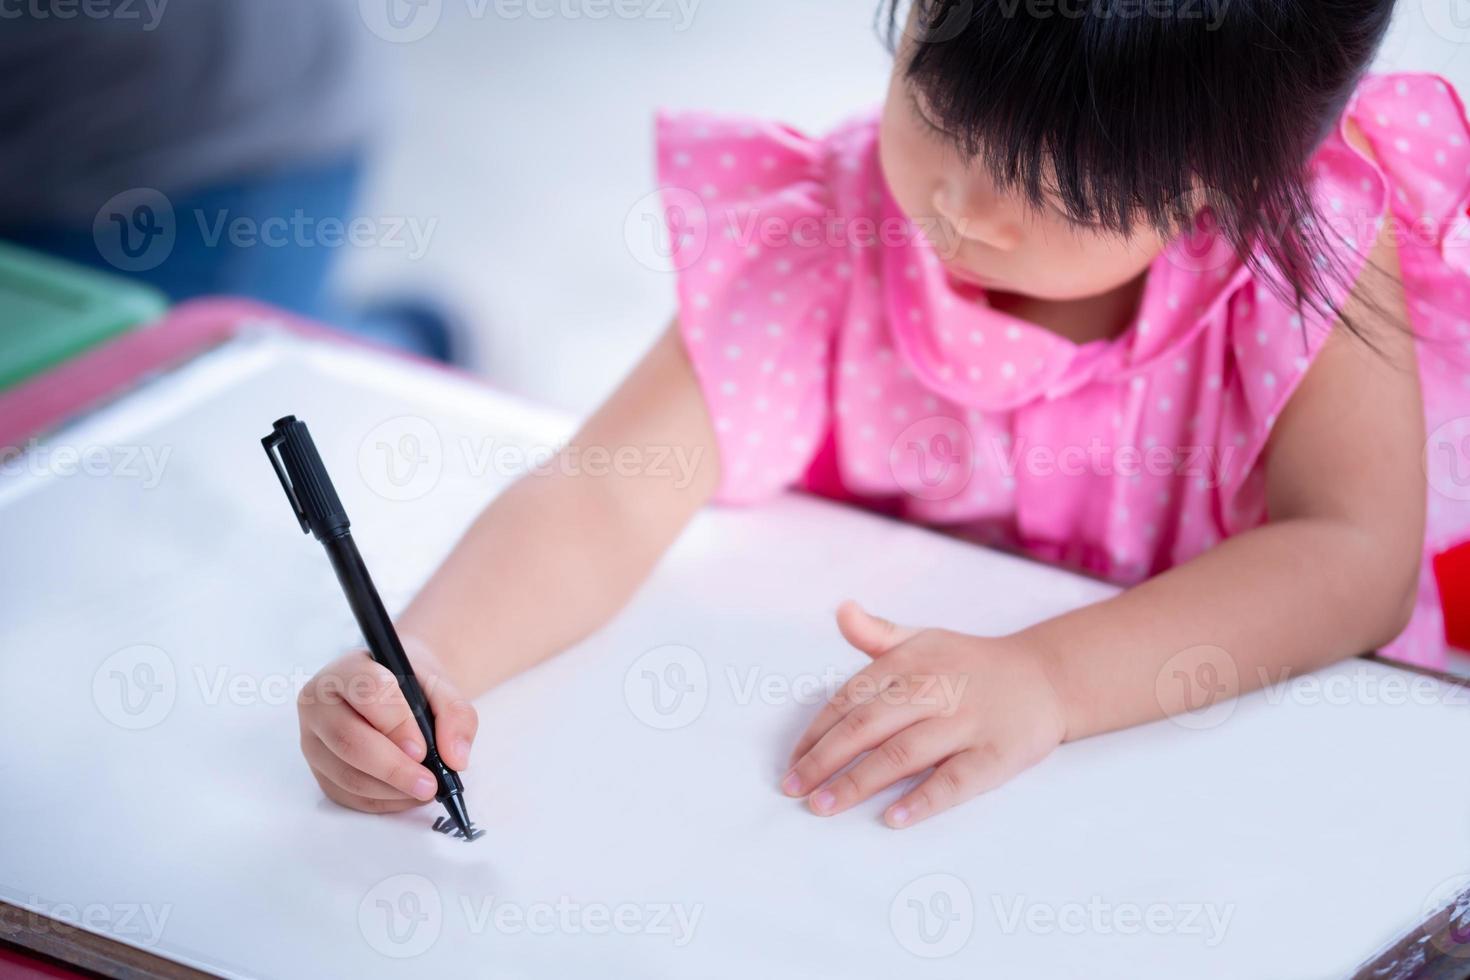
[4,158,451,360]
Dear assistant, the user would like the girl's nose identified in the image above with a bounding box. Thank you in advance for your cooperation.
[931,183,1021,252]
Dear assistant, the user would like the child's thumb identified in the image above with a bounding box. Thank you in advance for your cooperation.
[423,671,478,773]
[835,599,920,659]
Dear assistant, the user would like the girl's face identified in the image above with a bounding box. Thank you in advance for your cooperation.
[878,66,1171,302]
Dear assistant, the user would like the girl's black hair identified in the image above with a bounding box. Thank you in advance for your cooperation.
[882,0,1400,347]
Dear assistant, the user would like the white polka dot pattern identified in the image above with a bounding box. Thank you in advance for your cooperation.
[654,73,1470,669]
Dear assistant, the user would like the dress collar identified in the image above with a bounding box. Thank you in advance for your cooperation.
[876,175,1253,411]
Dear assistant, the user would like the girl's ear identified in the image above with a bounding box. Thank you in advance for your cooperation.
[835,600,920,659]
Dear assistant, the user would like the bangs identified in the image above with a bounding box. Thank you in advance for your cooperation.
[886,0,1327,239]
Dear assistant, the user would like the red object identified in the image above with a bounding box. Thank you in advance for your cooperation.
[1434,541,1470,651]
[0,943,89,980]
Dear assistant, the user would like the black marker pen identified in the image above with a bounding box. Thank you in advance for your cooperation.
[262,415,483,842]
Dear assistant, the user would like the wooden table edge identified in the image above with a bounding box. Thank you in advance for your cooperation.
[0,900,213,979]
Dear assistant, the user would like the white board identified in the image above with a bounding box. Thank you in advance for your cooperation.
[2,329,1468,979]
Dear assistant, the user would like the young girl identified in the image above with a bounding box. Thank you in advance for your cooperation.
[297,0,1470,829]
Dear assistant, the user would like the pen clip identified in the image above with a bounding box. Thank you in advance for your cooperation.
[262,429,310,535]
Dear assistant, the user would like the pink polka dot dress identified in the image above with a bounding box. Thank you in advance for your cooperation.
[655,73,1470,668]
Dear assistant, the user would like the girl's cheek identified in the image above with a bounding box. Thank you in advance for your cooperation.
[878,111,939,223]
[877,118,910,201]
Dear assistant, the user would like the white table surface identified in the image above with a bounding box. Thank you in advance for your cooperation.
[2,330,1468,978]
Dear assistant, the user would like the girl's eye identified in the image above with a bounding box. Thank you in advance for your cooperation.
[907,90,953,143]
[1051,203,1102,231]
[1039,189,1103,232]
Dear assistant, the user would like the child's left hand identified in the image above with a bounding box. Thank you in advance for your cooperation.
[781,601,1068,828]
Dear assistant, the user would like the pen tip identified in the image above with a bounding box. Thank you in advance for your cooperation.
[434,793,484,843]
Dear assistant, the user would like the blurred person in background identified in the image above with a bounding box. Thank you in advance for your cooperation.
[0,0,454,359]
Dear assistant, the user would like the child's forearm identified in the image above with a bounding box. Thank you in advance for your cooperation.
[395,471,660,696]
[397,323,719,698]
[1020,515,1419,742]
[1028,229,1424,743]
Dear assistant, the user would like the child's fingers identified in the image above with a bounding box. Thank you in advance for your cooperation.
[307,709,439,802]
[309,769,423,815]
[302,733,421,802]
[782,697,930,799]
[804,719,957,817]
[421,671,478,772]
[300,652,424,758]
[786,657,908,767]
[329,658,431,760]
[883,746,1015,829]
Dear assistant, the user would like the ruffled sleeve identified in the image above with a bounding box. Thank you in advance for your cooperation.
[1351,74,1470,278]
[1216,101,1390,533]
[655,111,847,504]
[1351,74,1470,665]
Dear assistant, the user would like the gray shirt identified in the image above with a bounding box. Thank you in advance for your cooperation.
[0,0,378,224]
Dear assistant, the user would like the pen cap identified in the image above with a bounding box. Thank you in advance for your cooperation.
[262,416,351,540]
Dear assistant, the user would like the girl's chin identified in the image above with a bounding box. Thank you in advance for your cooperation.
[943,263,1010,291]
[944,268,1089,304]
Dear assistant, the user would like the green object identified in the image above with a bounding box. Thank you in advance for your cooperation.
[0,242,167,390]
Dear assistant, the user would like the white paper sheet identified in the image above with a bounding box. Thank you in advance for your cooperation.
[3,330,1468,979]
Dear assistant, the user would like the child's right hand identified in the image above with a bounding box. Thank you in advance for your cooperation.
[296,647,479,813]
